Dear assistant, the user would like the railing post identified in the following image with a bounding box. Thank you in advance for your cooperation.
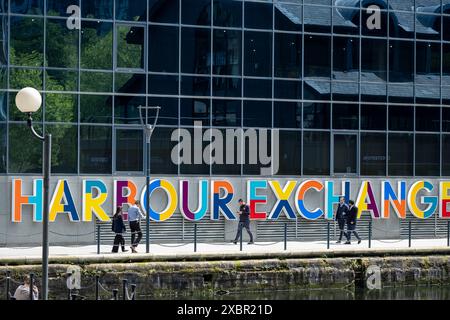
[327,222,330,249]
[68,288,72,300]
[130,284,137,300]
[29,273,34,301]
[112,289,118,300]
[369,220,372,249]
[240,224,243,252]
[97,224,101,255]
[95,275,100,300]
[122,279,128,300]
[6,271,10,300]
[447,221,450,247]
[408,220,412,248]
[194,224,197,253]
[284,223,287,251]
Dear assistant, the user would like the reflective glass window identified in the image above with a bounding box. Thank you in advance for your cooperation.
[180,98,210,126]
[333,104,358,130]
[213,29,242,76]
[11,0,43,14]
[80,71,113,93]
[46,18,79,68]
[80,95,112,124]
[213,77,241,97]
[303,131,330,175]
[243,100,271,128]
[334,134,357,174]
[333,37,359,81]
[416,107,440,132]
[80,125,112,174]
[179,127,210,175]
[361,104,386,130]
[274,102,301,129]
[361,38,387,81]
[304,35,331,78]
[275,32,302,79]
[116,25,145,70]
[149,0,179,23]
[181,28,211,74]
[244,79,271,99]
[45,93,78,123]
[0,123,5,173]
[389,105,413,131]
[181,0,211,26]
[389,40,414,82]
[149,25,179,73]
[147,96,178,126]
[115,129,143,172]
[46,124,78,174]
[274,80,301,100]
[277,131,301,175]
[9,123,43,174]
[114,95,145,124]
[10,17,44,67]
[47,0,79,16]
[212,99,241,127]
[81,21,113,70]
[81,0,113,19]
[360,133,386,176]
[388,133,413,176]
[303,102,330,129]
[416,134,440,177]
[245,1,272,30]
[181,76,210,96]
[244,31,272,77]
[214,0,242,28]
[149,74,179,95]
[151,127,178,175]
[116,0,146,21]
[442,135,450,176]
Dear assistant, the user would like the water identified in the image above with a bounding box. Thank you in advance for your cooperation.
[143,286,450,300]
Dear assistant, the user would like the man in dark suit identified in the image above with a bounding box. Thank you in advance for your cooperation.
[335,197,349,244]
[345,200,361,245]
[233,199,254,245]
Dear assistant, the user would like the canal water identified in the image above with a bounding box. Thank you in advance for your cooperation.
[144,286,450,300]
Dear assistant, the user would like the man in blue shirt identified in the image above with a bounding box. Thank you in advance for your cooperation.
[128,200,146,253]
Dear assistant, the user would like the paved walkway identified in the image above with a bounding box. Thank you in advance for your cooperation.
[0,238,449,259]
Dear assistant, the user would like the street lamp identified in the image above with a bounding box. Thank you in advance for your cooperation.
[15,87,51,300]
[138,105,161,254]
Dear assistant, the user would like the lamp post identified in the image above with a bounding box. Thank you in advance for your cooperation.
[138,105,161,254]
[15,87,51,300]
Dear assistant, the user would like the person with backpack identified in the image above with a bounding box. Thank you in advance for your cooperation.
[111,206,128,253]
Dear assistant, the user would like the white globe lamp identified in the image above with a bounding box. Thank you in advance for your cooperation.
[15,87,42,113]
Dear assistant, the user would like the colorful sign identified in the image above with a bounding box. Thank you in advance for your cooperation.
[10,179,450,223]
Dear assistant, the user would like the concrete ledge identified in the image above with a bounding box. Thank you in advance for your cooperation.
[2,247,450,266]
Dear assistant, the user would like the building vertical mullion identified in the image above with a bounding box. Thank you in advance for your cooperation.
[240,0,244,176]
[271,0,275,177]
[112,0,117,175]
[77,0,82,175]
[5,0,10,175]
[178,0,182,176]
[301,0,304,177]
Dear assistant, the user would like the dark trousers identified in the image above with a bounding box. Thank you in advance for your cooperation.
[112,234,125,253]
[337,218,346,241]
[129,221,142,248]
[234,220,254,243]
[346,223,361,242]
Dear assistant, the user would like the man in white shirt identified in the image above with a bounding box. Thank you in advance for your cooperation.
[127,200,146,253]
[13,276,39,300]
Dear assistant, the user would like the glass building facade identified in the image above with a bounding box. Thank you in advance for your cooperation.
[1,0,450,177]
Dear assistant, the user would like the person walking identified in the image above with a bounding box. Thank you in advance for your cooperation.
[233,199,254,245]
[111,206,128,253]
[13,275,39,300]
[128,200,146,253]
[345,200,362,245]
[335,196,349,244]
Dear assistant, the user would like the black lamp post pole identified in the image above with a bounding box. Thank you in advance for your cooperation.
[145,134,150,254]
[27,114,51,300]
[139,105,160,254]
